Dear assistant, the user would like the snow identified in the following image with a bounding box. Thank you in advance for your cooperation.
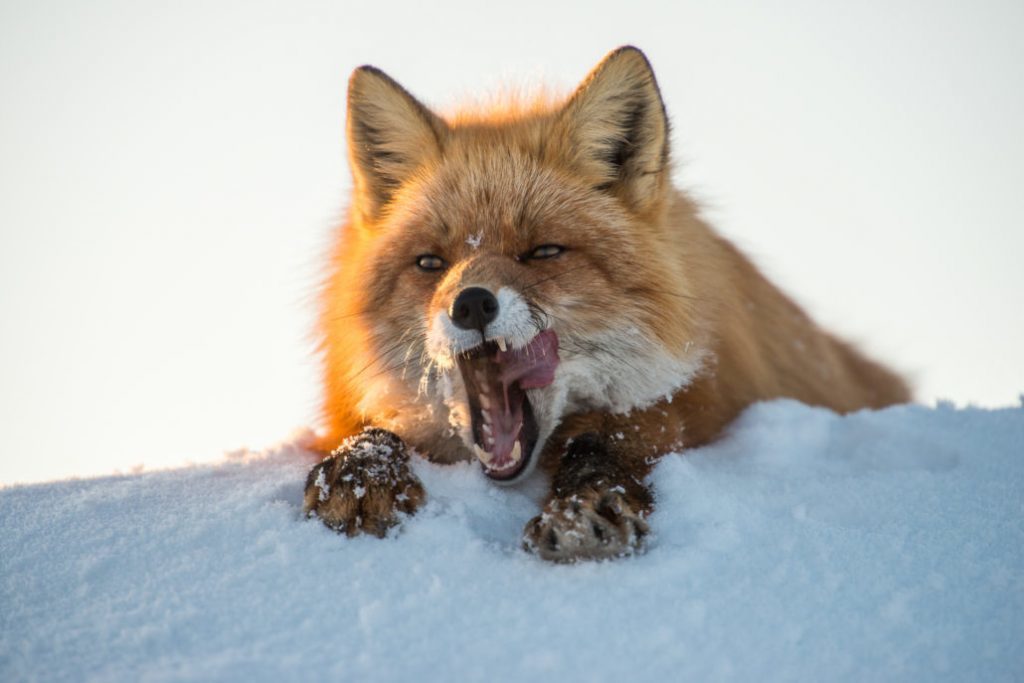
[2,400,1022,681]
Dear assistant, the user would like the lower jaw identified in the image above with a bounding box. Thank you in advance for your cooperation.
[471,420,537,482]
[479,456,541,488]
[479,448,532,482]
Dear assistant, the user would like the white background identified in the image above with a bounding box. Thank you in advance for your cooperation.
[2,0,1022,484]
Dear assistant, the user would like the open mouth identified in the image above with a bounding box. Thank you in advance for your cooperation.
[456,329,559,480]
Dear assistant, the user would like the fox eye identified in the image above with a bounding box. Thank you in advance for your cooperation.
[416,254,446,271]
[524,244,565,260]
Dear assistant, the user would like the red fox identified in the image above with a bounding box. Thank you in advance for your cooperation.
[303,46,911,561]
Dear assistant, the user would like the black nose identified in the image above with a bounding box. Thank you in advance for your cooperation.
[449,287,499,332]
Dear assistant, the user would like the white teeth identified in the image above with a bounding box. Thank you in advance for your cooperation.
[510,441,522,462]
[479,394,492,411]
[473,443,493,465]
[495,337,507,352]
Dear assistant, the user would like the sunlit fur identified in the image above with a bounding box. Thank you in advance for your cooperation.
[315,46,911,479]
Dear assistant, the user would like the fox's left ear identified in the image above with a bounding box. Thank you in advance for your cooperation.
[557,47,670,213]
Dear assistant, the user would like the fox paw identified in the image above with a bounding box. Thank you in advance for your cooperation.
[523,488,650,563]
[303,428,425,537]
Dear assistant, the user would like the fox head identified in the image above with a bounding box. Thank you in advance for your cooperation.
[321,47,707,483]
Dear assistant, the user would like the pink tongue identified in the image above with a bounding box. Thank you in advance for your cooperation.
[495,329,559,389]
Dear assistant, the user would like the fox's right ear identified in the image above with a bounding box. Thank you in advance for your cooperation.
[346,66,446,221]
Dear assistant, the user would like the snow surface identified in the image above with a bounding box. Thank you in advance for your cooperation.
[2,400,1022,682]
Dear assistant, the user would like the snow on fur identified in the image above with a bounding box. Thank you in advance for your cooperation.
[1,400,1022,681]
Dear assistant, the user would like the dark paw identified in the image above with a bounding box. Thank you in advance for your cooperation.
[523,488,650,563]
[303,428,425,537]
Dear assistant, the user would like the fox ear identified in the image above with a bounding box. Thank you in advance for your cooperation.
[558,47,670,213]
[346,66,445,220]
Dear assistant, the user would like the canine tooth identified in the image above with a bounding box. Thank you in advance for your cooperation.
[510,441,522,462]
[496,337,507,352]
[481,422,492,435]
[473,444,493,465]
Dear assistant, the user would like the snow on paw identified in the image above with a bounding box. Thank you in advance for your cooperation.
[302,428,425,538]
[523,488,650,563]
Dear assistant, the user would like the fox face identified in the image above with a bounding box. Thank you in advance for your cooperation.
[328,51,707,483]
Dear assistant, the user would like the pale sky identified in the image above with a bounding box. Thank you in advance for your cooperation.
[2,0,1022,484]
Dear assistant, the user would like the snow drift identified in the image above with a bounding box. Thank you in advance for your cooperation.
[1,400,1022,681]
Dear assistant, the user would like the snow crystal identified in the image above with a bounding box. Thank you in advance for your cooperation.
[314,468,329,502]
[466,230,483,249]
[1,400,1022,681]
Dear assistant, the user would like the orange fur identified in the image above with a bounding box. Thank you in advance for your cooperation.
[307,47,910,560]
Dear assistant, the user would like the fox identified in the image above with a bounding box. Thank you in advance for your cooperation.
[302,46,911,562]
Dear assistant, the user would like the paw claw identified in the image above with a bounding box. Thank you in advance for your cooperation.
[303,430,425,538]
[524,488,649,563]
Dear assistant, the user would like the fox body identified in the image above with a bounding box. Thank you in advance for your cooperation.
[303,47,910,561]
